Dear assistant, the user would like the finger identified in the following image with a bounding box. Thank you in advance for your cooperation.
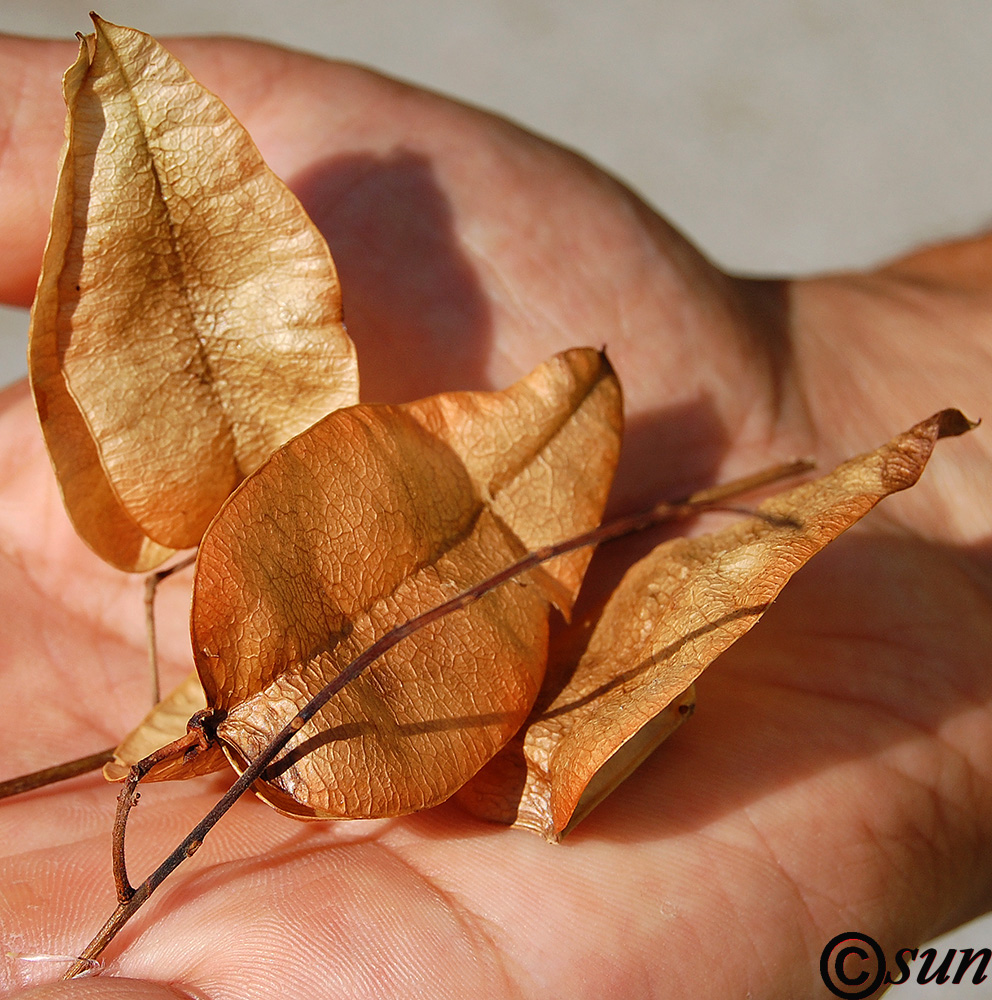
[0,38,76,305]
[9,981,191,999]
[881,228,992,291]
[0,33,351,307]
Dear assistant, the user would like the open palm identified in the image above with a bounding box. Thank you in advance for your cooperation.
[1,34,990,1000]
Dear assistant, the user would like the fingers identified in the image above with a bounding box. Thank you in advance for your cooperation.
[0,26,784,489]
[0,38,77,305]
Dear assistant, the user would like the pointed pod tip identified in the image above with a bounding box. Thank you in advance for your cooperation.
[934,408,979,439]
[87,12,118,38]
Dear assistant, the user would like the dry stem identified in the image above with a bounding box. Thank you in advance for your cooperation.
[144,553,196,705]
[0,556,197,803]
[0,749,115,800]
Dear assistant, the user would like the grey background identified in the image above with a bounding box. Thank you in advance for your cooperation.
[1,1,990,991]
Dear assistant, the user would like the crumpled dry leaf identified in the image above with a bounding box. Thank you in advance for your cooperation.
[103,672,226,781]
[185,349,621,818]
[458,408,975,841]
[29,15,358,571]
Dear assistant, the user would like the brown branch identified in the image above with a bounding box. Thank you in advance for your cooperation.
[62,458,813,979]
[113,711,216,902]
[0,554,198,805]
[0,748,115,800]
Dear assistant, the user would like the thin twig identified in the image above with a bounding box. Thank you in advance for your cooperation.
[113,712,216,902]
[144,553,196,706]
[0,748,115,800]
[0,553,199,804]
[63,458,814,979]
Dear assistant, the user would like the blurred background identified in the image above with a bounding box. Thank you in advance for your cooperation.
[1,1,990,990]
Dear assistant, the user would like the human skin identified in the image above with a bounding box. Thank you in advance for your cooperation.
[0,32,990,1000]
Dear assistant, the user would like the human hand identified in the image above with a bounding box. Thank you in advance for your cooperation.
[0,32,990,999]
